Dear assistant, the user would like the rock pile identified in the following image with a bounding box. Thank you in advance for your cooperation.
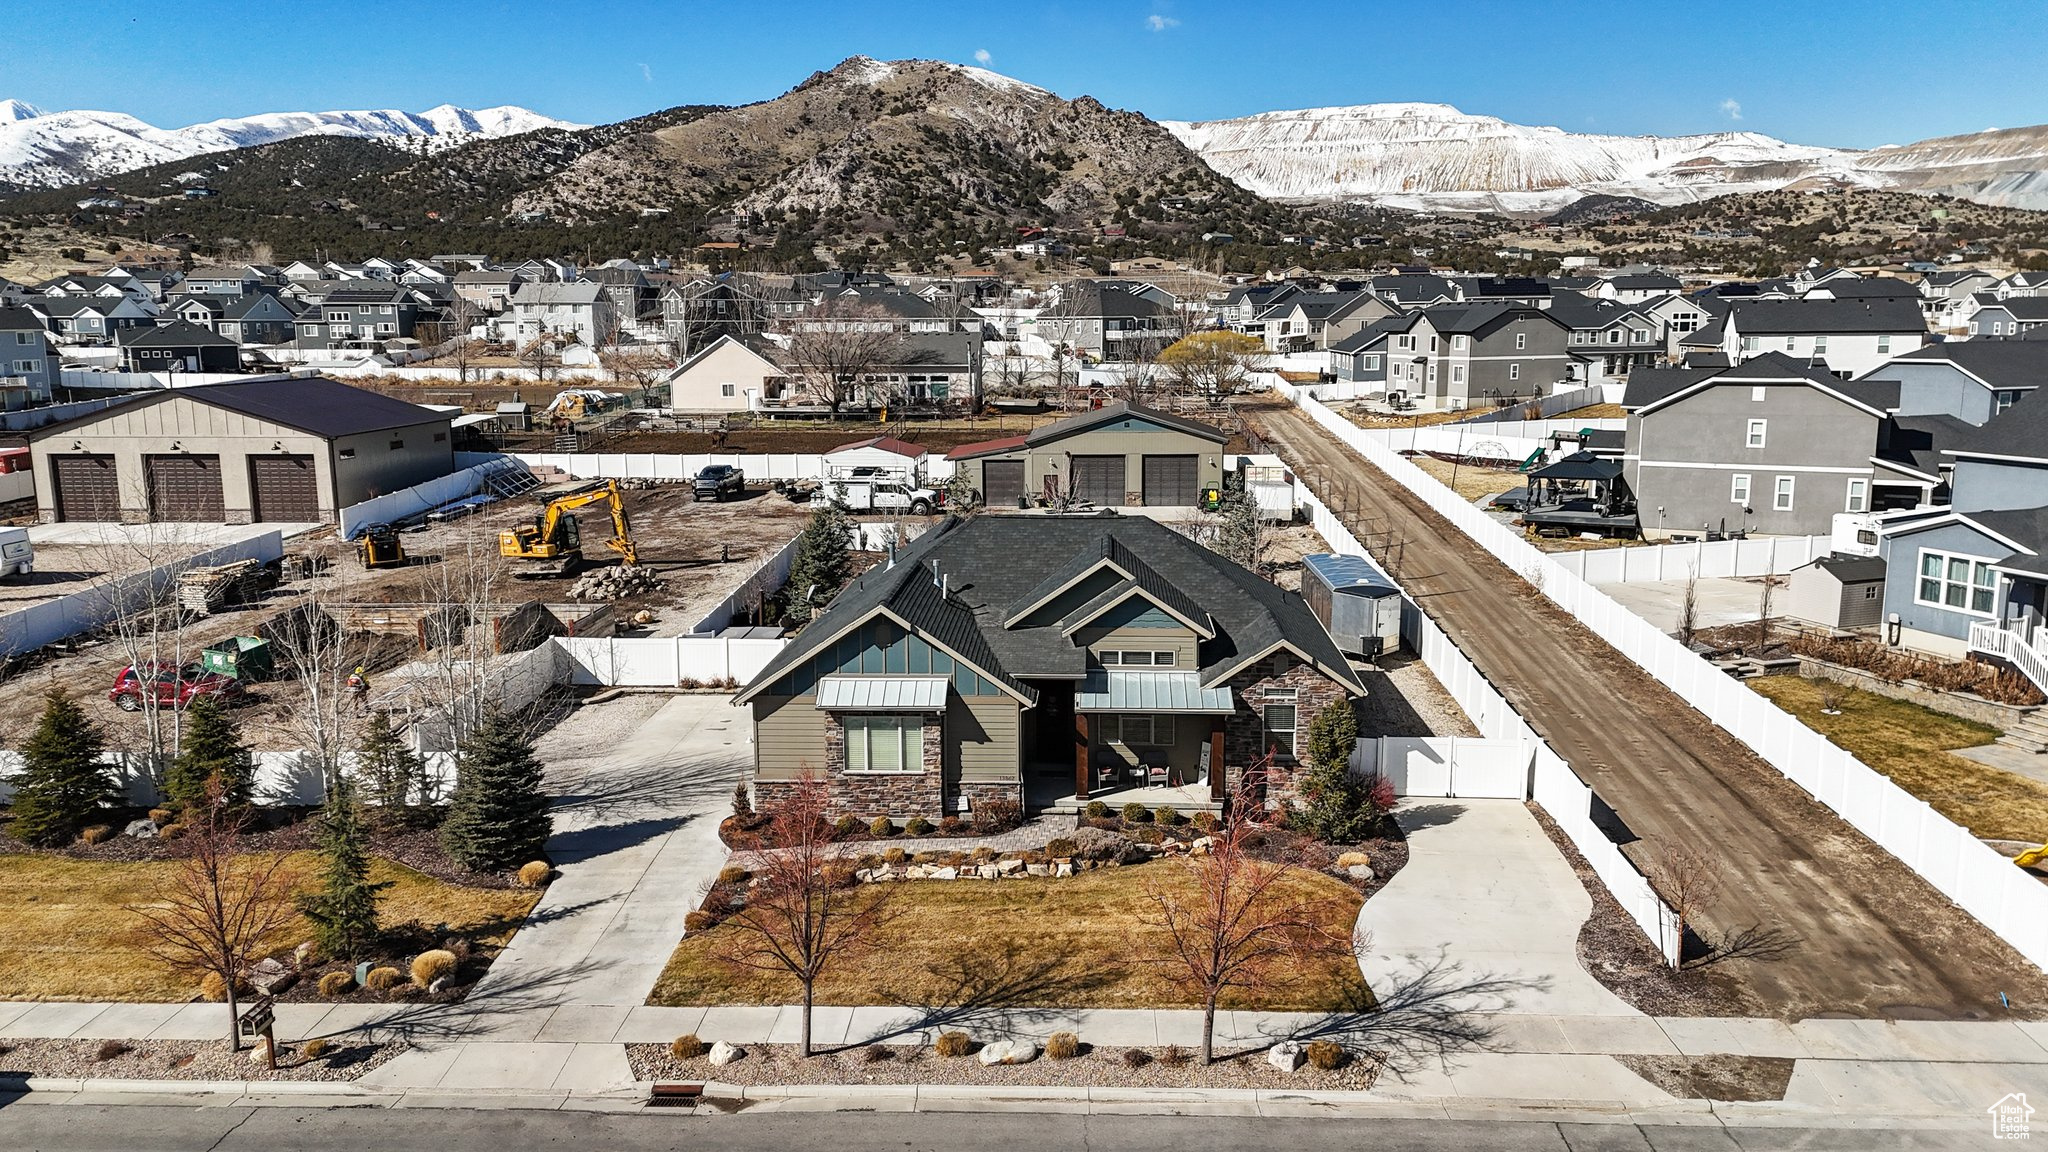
[569,564,668,601]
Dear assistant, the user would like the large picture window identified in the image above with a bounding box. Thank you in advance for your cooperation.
[1917,550,1997,615]
[844,714,922,773]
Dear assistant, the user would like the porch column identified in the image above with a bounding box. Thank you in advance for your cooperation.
[1209,719,1226,803]
[1075,711,1090,801]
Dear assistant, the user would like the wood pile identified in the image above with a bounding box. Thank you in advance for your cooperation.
[177,559,265,614]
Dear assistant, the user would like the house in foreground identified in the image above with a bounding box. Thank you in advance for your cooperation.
[735,513,1365,820]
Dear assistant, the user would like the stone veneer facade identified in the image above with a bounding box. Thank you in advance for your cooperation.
[1221,654,1352,810]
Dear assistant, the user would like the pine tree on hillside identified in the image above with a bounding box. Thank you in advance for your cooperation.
[11,691,115,847]
[297,780,391,962]
[166,696,253,809]
[355,711,425,817]
[439,711,552,874]
[784,503,855,626]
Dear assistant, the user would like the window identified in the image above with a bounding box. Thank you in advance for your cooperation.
[1741,335,1760,353]
[1508,364,1520,381]
[1746,419,1767,448]
[1878,334,1892,354]
[1751,385,1768,402]
[1845,478,1868,513]
[844,714,922,773]
[1996,390,2022,414]
[14,332,31,344]
[1917,549,1997,615]
[720,383,735,397]
[1731,473,1751,505]
[1607,329,1622,344]
[13,360,37,373]
[1361,355,1380,370]
[1814,335,1828,354]
[338,448,356,459]
[1630,328,1648,343]
[1514,332,1526,350]
[1785,337,1797,352]
[389,439,404,450]
[433,432,447,442]
[1262,690,1298,758]
[1110,715,1174,746]
[1773,475,1795,511]
[1452,365,1465,384]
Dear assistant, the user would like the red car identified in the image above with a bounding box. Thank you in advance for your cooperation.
[108,661,244,712]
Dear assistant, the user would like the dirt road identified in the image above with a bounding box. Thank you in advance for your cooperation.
[1240,397,2048,1020]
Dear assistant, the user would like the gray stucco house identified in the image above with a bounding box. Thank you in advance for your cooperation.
[1875,340,2045,425]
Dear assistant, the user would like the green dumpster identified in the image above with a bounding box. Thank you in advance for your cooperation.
[201,637,273,681]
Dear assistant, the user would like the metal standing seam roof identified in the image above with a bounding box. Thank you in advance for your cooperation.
[1076,671,1235,714]
[813,675,949,711]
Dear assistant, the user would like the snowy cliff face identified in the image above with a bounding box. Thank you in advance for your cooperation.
[0,102,584,189]
[1165,102,2048,213]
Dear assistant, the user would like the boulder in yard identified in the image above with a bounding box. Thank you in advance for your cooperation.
[1267,1041,1304,1072]
[977,1039,1038,1066]
[708,1040,746,1066]
[123,819,159,839]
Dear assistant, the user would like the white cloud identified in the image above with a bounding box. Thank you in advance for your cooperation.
[1146,14,1180,31]
[639,62,654,84]
[973,48,992,65]
[1719,98,1742,121]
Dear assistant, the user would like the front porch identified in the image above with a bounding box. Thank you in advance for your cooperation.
[1030,776,1219,816]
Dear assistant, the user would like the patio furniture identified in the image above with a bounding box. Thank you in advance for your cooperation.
[1138,749,1170,787]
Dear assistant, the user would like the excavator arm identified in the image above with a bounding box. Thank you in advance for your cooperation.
[500,479,639,571]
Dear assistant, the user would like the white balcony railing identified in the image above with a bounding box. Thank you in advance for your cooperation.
[1969,619,2048,696]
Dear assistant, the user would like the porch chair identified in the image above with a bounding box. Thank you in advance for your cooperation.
[1138,749,1170,788]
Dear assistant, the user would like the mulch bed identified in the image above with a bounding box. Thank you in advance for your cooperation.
[628,1040,1383,1091]
[1525,802,1757,1018]
[1616,1053,1795,1102]
[0,1036,405,1082]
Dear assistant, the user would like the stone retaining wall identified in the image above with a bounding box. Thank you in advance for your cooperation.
[1787,657,2038,731]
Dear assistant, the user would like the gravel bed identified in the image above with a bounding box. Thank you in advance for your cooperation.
[0,1036,405,1082]
[1525,803,1757,1017]
[1615,1053,1795,1102]
[1356,654,1480,739]
[628,1040,1382,1091]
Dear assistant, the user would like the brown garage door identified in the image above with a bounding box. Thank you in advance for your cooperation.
[1069,455,1126,507]
[146,455,225,521]
[1141,454,1198,506]
[249,455,320,521]
[982,459,1025,507]
[51,454,119,522]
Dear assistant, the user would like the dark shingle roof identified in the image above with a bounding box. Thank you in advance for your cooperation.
[1725,298,1926,334]
[27,376,447,442]
[1621,365,1720,409]
[120,319,236,348]
[1947,385,2048,463]
[1882,339,2048,389]
[1023,401,1228,448]
[1876,414,1971,478]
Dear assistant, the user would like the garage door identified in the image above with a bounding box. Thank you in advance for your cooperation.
[52,454,119,522]
[146,455,225,522]
[1069,455,1126,507]
[249,455,320,521]
[982,459,1025,507]
[1141,454,1198,507]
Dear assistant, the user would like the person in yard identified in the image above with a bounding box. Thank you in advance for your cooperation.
[347,666,370,713]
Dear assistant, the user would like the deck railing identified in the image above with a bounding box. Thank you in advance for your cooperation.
[1970,619,2048,696]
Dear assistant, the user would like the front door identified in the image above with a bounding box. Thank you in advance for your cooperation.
[1031,680,1075,764]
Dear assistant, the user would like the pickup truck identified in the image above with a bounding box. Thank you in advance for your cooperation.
[692,464,745,502]
[815,477,945,516]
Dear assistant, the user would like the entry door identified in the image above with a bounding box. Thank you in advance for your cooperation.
[52,454,119,522]
[249,455,320,521]
[1141,455,1198,506]
[982,459,1025,506]
[145,455,225,521]
[1069,455,1126,506]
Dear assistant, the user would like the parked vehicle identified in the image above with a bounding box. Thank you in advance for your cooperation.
[0,526,31,580]
[694,465,745,502]
[108,661,246,712]
[815,477,945,516]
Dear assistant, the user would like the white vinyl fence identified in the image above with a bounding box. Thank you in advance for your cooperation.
[511,452,827,483]
[1351,736,1530,799]
[0,749,456,808]
[689,534,801,635]
[1278,379,2048,973]
[1458,384,1621,422]
[0,531,285,658]
[336,457,520,538]
[1554,534,1832,584]
[1300,483,1681,965]
[555,635,789,687]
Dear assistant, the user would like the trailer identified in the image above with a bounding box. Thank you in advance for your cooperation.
[1300,553,1404,659]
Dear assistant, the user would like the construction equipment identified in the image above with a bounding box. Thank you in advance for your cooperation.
[498,479,639,577]
[2017,843,2048,869]
[356,523,408,569]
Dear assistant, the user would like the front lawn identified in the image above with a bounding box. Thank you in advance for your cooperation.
[1750,676,2048,843]
[649,865,1367,1011]
[0,853,538,1001]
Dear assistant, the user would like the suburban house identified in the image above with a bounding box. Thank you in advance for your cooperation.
[1549,294,1670,387]
[859,333,984,408]
[0,307,59,409]
[1967,297,2048,339]
[26,376,454,524]
[1353,304,1571,408]
[506,282,616,348]
[1919,269,1999,331]
[945,401,1227,509]
[665,334,792,412]
[27,294,155,342]
[1717,299,1928,377]
[1596,271,1684,303]
[453,269,523,314]
[217,293,302,346]
[1623,353,1897,539]
[1250,291,1382,353]
[1871,340,2047,425]
[296,281,422,351]
[118,320,241,373]
[1036,280,1178,358]
[180,266,263,297]
[734,512,1366,819]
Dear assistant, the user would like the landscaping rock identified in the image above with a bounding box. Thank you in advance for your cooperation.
[292,942,319,969]
[428,976,451,994]
[929,867,958,881]
[708,1041,745,1066]
[121,819,158,840]
[1347,863,1374,880]
[249,958,294,995]
[997,858,1026,875]
[1054,861,1074,877]
[976,864,1000,880]
[1267,1042,1304,1072]
[1025,863,1051,877]
[976,1039,1038,1066]
[1190,836,1215,852]
[248,1036,275,1066]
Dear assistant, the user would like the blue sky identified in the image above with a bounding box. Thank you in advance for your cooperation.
[11,1,2047,148]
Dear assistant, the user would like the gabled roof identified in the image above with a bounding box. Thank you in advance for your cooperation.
[827,435,928,458]
[671,332,785,377]
[946,433,1029,461]
[1984,297,2048,320]
[0,307,46,332]
[1875,414,1970,481]
[1877,340,2048,390]
[511,282,604,306]
[1416,302,1563,338]
[119,319,236,349]
[1724,298,1926,334]
[1811,277,1920,301]
[1635,352,1891,418]
[26,375,446,441]
[1022,401,1228,449]
[1945,385,2048,464]
[1606,272,1682,290]
[1043,279,1171,321]
[1329,315,1409,354]
[1621,365,1721,409]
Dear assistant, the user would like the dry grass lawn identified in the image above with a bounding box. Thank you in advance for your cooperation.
[1342,406,1472,430]
[1412,456,1525,505]
[1751,676,2048,843]
[0,854,538,1002]
[1553,403,1626,420]
[651,866,1366,1011]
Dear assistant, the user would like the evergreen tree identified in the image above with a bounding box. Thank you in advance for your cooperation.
[297,780,391,961]
[783,503,855,626]
[1298,699,1377,844]
[1214,478,1265,572]
[355,711,424,816]
[11,691,115,846]
[439,711,552,873]
[166,696,253,809]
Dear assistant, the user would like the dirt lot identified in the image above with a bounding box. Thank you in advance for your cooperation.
[1237,393,2048,1021]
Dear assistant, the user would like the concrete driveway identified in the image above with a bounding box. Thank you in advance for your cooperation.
[1600,575,1763,636]
[1358,799,1641,1018]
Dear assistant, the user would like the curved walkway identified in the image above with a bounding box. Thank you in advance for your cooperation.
[1358,798,1641,1017]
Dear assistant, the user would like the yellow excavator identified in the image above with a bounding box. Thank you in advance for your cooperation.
[498,479,639,577]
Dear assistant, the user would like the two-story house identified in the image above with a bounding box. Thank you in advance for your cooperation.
[1036,280,1177,358]
[0,307,59,409]
[296,281,422,351]
[1623,353,1897,539]
[1720,299,1928,377]
[1967,297,2048,339]
[453,269,523,314]
[734,512,1365,820]
[1596,271,1684,303]
[505,282,616,348]
[27,294,155,343]
[1549,294,1669,386]
[1873,341,2047,425]
[218,292,303,346]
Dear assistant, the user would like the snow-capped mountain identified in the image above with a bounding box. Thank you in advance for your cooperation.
[1164,102,2048,213]
[0,101,585,189]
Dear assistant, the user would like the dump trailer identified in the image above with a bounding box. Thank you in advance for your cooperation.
[498,479,639,577]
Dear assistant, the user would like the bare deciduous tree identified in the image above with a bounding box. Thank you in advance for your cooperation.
[1652,841,1724,970]
[264,539,370,800]
[1142,776,1363,1064]
[710,771,895,1057]
[85,517,210,782]
[131,777,304,1052]
[518,333,562,383]
[776,300,911,414]
[1755,573,1776,652]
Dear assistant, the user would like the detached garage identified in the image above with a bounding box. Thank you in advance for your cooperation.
[27,376,455,524]
[945,401,1227,510]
